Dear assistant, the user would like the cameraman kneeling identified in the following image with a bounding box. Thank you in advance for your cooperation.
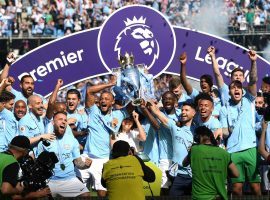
[0,136,50,200]
[183,126,239,200]
[101,140,155,200]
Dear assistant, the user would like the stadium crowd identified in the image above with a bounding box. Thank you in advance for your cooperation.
[1,0,270,37]
[0,45,270,199]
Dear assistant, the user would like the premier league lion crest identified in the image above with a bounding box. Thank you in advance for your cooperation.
[98,5,176,77]
[114,16,160,69]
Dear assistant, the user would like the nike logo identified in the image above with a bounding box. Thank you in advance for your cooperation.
[80,188,84,191]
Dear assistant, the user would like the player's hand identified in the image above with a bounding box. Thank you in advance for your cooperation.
[1,78,12,87]
[248,50,257,61]
[67,118,77,125]
[42,133,56,142]
[6,52,16,65]
[84,157,92,168]
[148,99,159,114]
[111,118,118,128]
[35,187,51,197]
[139,99,146,109]
[132,111,139,122]
[207,46,215,57]
[109,75,117,86]
[179,52,187,65]
[16,182,24,194]
[56,79,63,87]
[213,129,223,140]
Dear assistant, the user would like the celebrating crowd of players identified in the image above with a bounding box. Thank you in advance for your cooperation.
[0,45,270,199]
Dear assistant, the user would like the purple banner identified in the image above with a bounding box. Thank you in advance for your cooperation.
[9,5,270,96]
[167,27,269,86]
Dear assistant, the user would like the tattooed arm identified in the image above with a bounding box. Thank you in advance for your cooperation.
[247,50,257,97]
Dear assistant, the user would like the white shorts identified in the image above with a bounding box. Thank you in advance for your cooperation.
[159,159,172,189]
[79,157,109,191]
[48,177,89,197]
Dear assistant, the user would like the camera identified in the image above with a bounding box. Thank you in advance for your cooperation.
[40,137,50,147]
[19,151,58,192]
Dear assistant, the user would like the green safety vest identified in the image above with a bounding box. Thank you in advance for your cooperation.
[0,152,18,200]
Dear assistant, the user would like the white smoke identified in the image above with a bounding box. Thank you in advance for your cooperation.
[189,0,229,38]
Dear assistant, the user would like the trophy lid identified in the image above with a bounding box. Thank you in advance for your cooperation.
[118,52,134,68]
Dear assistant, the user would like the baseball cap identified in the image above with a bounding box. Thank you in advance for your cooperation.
[9,136,31,151]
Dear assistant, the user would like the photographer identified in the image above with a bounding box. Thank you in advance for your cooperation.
[101,140,155,200]
[0,136,28,199]
[1,135,52,200]
[184,126,239,200]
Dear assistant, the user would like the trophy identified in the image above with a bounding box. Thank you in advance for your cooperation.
[112,53,155,107]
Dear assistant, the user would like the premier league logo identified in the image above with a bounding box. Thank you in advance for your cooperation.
[114,16,160,69]
[98,5,176,77]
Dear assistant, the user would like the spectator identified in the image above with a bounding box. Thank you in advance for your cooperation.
[56,10,65,36]
[44,20,55,36]
[246,7,255,31]
[6,1,16,20]
[56,0,66,12]
[64,15,74,32]
[48,3,58,23]
[254,13,261,26]
[111,111,146,153]
[11,18,19,35]
[65,3,75,18]
[15,0,22,22]
[32,17,44,35]
[74,18,82,32]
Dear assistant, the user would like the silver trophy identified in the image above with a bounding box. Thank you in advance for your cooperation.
[112,53,156,107]
[112,53,145,106]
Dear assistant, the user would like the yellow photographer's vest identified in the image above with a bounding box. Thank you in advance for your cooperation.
[102,155,145,200]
